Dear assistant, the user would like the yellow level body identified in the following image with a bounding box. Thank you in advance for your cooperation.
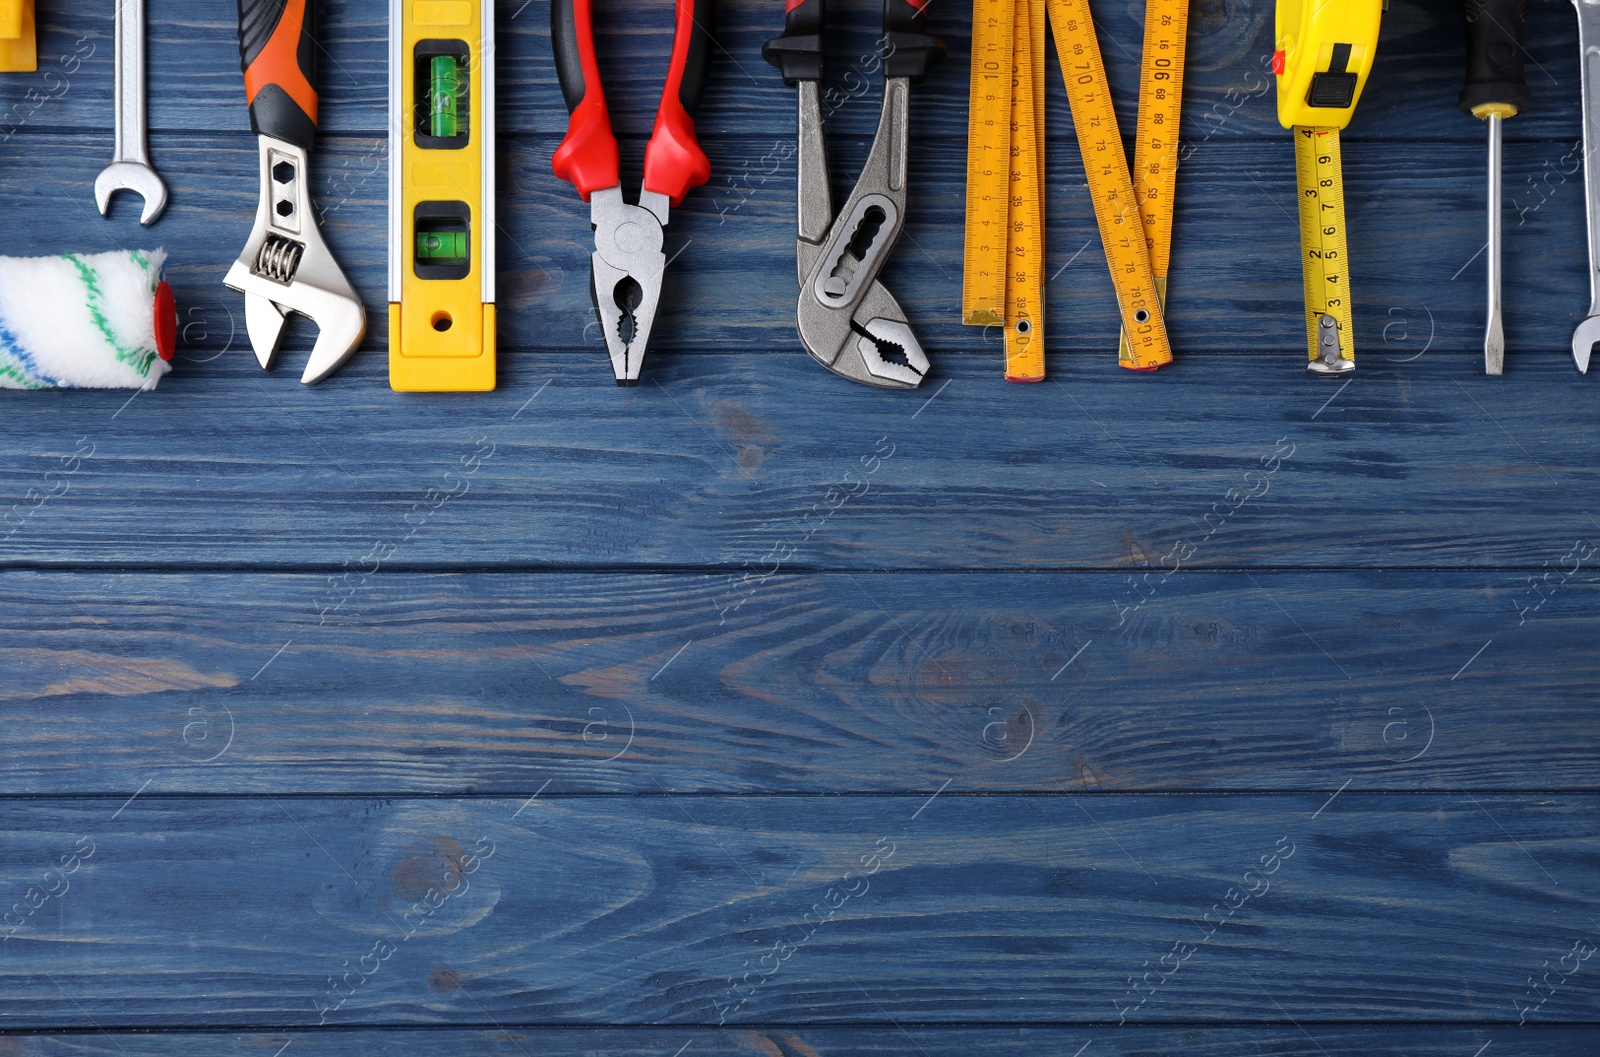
[1116,0,1188,367]
[1275,0,1381,370]
[389,0,497,391]
[0,0,37,72]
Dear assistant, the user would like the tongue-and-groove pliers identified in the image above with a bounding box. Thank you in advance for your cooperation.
[764,0,944,389]
[552,0,714,385]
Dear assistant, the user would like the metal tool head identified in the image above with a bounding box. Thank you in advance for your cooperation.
[792,79,927,389]
[589,186,668,386]
[94,162,168,226]
[1572,314,1600,373]
[798,279,926,389]
[222,136,366,384]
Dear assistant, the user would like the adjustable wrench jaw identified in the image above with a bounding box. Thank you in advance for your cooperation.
[793,78,930,389]
[223,135,366,384]
[588,186,669,386]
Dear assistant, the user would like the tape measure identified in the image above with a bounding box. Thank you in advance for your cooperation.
[1275,0,1382,373]
[1116,0,1189,367]
[389,0,497,391]
[962,0,1046,381]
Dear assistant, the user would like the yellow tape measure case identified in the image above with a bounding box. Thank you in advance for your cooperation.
[1273,0,1382,131]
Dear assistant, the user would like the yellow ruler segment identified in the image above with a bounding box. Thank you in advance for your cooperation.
[1003,0,1045,381]
[1116,0,1188,367]
[962,0,1016,328]
[1293,126,1354,370]
[963,0,1047,381]
[1045,0,1172,370]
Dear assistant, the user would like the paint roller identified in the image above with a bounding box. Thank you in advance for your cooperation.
[0,249,177,390]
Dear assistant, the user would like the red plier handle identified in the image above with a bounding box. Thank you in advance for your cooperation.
[551,0,715,205]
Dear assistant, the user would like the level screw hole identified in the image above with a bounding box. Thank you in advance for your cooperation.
[431,312,453,332]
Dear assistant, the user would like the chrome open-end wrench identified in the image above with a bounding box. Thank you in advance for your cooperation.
[1571,0,1600,371]
[94,0,168,225]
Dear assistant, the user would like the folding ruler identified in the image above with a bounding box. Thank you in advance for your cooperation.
[962,0,1182,378]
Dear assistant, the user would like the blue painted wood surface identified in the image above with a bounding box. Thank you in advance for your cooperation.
[1,0,1598,1052]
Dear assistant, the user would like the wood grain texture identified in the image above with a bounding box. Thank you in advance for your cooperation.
[0,795,1596,1026]
[3,353,1598,569]
[0,570,1594,794]
[0,1027,1596,1057]
[0,0,1596,1044]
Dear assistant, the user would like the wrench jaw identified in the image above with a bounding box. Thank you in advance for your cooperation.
[1572,312,1600,374]
[94,162,169,226]
[222,136,367,384]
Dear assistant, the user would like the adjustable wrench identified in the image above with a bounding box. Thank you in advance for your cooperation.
[94,0,168,225]
[1571,0,1600,371]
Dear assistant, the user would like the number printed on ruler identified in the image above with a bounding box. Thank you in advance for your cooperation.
[1293,126,1352,362]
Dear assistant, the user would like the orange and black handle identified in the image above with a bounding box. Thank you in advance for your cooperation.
[238,0,320,149]
[553,0,713,205]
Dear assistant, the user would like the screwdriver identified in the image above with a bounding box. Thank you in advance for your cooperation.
[1460,0,1530,376]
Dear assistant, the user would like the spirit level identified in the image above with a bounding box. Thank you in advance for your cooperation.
[389,0,496,391]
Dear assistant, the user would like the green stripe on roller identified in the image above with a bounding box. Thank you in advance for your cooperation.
[65,253,158,378]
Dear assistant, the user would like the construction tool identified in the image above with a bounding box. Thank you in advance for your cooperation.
[1570,0,1600,372]
[963,0,1178,376]
[1274,0,1382,373]
[224,0,366,385]
[388,0,496,391]
[1045,0,1174,370]
[0,0,36,71]
[1460,0,1528,376]
[0,250,176,390]
[95,0,167,225]
[765,0,945,389]
[1117,0,1189,368]
[552,0,712,386]
[961,0,1044,381]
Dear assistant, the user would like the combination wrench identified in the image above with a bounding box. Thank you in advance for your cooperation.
[1572,0,1600,371]
[94,0,168,225]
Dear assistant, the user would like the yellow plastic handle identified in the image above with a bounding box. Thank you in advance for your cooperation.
[1274,0,1382,130]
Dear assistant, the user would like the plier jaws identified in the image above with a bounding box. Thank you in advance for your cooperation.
[589,187,669,386]
[552,0,713,384]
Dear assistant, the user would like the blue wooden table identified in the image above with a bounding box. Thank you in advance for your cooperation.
[2,0,1599,1053]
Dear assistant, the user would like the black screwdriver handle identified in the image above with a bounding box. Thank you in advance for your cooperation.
[1460,0,1531,117]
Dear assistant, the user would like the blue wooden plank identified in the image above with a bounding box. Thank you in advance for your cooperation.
[0,1027,1595,1057]
[2,352,1598,568]
[0,569,1595,793]
[0,794,1595,1026]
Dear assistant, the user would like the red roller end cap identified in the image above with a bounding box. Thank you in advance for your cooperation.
[153,281,176,362]
[1271,49,1285,75]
